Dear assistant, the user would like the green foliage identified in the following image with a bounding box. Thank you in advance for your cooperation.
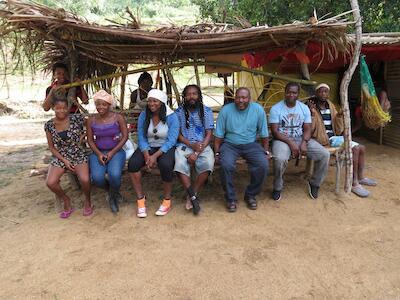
[192,0,400,32]
[35,0,199,24]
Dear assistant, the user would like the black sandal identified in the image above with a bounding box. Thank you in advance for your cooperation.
[227,202,237,213]
[245,197,257,210]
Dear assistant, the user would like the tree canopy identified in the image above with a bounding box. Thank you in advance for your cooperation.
[192,0,400,32]
[37,0,199,24]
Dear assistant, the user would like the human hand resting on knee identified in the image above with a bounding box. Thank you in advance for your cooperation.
[300,140,308,156]
[186,152,198,165]
[146,154,158,169]
[63,159,75,172]
[289,141,300,159]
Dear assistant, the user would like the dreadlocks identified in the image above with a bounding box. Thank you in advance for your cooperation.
[182,84,205,129]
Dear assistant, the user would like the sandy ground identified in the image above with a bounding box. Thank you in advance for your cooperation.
[0,119,400,299]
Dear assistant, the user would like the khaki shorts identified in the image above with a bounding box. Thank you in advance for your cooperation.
[174,145,214,177]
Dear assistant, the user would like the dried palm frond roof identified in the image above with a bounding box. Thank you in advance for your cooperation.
[355,32,400,46]
[0,0,354,76]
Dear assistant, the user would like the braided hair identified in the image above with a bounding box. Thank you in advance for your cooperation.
[182,84,205,129]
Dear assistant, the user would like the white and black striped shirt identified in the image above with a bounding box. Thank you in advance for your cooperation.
[319,108,334,138]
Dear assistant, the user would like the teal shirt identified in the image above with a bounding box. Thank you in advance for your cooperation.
[214,102,268,145]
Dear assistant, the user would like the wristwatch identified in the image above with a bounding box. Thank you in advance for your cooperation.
[264,150,270,156]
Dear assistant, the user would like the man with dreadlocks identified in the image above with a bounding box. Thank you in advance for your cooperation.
[174,85,215,215]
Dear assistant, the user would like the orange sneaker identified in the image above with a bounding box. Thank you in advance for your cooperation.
[137,197,147,218]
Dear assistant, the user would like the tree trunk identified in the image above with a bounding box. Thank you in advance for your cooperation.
[339,0,362,193]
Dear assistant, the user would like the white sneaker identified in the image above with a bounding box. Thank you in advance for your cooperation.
[137,206,147,218]
[155,204,171,216]
[185,195,193,210]
[137,197,147,218]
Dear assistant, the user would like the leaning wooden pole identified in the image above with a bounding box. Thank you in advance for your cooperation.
[339,0,362,193]
[165,68,181,106]
[61,61,318,90]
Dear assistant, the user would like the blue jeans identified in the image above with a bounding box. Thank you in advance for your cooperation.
[89,149,126,191]
[220,142,268,203]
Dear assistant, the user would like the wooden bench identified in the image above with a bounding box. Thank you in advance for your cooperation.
[210,146,343,194]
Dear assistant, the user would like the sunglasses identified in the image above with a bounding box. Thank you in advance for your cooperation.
[153,128,159,140]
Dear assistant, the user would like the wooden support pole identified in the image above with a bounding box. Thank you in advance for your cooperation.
[67,49,78,110]
[120,65,128,110]
[162,69,173,107]
[299,45,315,96]
[194,60,201,88]
[223,74,229,105]
[339,0,362,194]
[165,68,181,106]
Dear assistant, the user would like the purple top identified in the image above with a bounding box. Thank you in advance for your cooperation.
[91,119,121,151]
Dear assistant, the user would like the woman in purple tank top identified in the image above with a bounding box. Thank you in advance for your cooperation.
[87,90,128,213]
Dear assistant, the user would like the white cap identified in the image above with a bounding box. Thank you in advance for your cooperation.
[147,89,174,116]
[315,83,330,91]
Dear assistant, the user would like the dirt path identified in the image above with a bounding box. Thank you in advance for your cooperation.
[0,122,399,299]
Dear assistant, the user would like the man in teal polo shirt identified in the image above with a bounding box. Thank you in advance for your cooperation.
[214,87,270,212]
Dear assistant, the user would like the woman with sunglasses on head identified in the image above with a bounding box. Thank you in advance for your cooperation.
[44,96,92,218]
[87,90,128,214]
[128,89,179,217]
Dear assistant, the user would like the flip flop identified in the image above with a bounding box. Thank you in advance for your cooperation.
[359,178,377,186]
[351,185,370,198]
[83,205,94,217]
[59,207,75,219]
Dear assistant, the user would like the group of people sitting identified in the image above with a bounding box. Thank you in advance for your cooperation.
[43,64,377,219]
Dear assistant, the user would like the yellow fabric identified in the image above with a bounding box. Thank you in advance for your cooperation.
[235,61,340,112]
[236,60,265,101]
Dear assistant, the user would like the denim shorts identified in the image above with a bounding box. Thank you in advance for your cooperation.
[329,136,359,148]
[174,145,215,177]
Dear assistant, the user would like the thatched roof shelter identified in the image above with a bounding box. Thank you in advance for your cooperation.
[0,0,354,79]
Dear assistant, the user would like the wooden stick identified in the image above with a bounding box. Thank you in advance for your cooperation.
[165,67,181,106]
[162,68,173,106]
[339,0,362,194]
[193,59,201,88]
[120,65,128,110]
[0,216,20,225]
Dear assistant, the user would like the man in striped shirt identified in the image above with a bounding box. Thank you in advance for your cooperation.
[308,83,377,197]
[174,85,215,215]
